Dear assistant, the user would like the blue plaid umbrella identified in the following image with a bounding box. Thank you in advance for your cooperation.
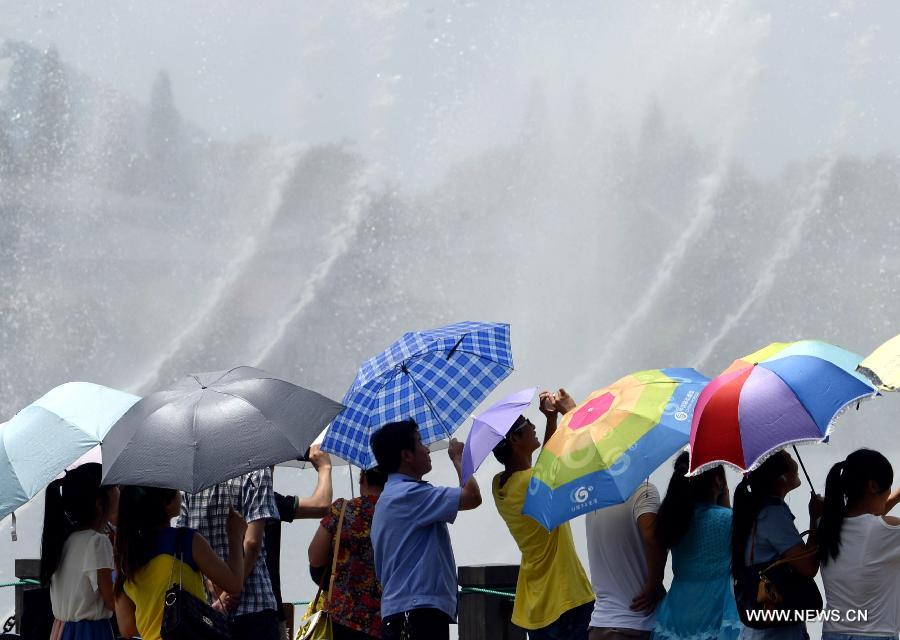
[322,321,513,468]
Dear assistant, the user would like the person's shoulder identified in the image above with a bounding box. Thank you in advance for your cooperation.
[632,482,660,504]
[757,500,791,521]
[705,505,733,524]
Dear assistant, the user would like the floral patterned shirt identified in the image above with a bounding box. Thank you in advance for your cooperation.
[321,495,381,637]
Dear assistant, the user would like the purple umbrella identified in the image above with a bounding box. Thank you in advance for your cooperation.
[460,387,537,486]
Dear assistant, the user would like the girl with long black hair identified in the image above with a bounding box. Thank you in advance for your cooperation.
[818,449,900,640]
[731,450,822,640]
[40,462,119,640]
[652,451,741,640]
[113,485,246,640]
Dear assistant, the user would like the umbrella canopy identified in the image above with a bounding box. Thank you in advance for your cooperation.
[0,382,140,521]
[279,426,349,469]
[522,368,709,531]
[689,340,876,475]
[102,366,344,492]
[322,321,513,468]
[858,334,900,391]
[460,387,537,486]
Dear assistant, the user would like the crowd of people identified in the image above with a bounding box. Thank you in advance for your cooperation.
[38,389,900,640]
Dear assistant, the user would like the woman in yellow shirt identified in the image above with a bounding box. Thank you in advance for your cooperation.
[113,486,246,640]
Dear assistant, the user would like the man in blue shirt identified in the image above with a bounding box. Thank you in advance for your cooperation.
[370,419,482,640]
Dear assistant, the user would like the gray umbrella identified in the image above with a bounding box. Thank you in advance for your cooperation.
[101,366,344,492]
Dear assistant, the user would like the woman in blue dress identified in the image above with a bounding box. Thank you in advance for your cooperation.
[653,451,742,640]
[731,450,822,640]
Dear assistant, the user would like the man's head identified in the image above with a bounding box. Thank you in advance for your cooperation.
[370,419,432,478]
[492,414,541,467]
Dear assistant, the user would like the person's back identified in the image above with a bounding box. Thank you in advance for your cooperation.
[40,463,117,640]
[122,527,207,640]
[179,468,279,637]
[323,493,383,638]
[653,505,740,640]
[817,449,900,640]
[821,514,900,633]
[652,453,740,640]
[114,485,246,640]
[586,482,661,637]
[50,530,116,623]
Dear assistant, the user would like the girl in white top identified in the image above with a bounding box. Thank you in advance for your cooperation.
[40,462,119,640]
[818,449,900,640]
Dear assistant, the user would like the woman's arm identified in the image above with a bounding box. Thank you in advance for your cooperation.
[781,542,819,577]
[115,592,138,638]
[192,531,244,595]
[97,568,115,611]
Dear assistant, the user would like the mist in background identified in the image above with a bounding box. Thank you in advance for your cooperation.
[2,1,900,632]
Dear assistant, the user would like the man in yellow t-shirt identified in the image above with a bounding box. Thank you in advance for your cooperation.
[492,389,595,639]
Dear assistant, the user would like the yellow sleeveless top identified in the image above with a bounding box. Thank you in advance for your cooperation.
[123,528,207,640]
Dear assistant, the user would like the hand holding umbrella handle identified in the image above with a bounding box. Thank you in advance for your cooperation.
[448,438,464,465]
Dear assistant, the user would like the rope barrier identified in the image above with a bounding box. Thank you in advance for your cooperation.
[460,587,515,599]
[0,579,39,588]
[290,585,516,607]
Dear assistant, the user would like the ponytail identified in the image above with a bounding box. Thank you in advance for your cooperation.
[817,449,892,564]
[657,452,693,549]
[730,476,756,580]
[39,463,110,586]
[39,478,67,586]
[659,452,727,549]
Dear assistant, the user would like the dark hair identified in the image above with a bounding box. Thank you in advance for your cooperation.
[370,419,418,474]
[730,450,794,580]
[361,466,388,488]
[492,415,527,466]
[657,452,726,549]
[817,449,893,564]
[40,463,113,586]
[114,485,179,592]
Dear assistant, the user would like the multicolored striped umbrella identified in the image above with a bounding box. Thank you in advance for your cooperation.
[522,368,709,531]
[689,340,877,475]
[858,334,900,391]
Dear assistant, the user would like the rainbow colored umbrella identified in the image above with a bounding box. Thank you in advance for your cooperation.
[689,340,876,475]
[522,368,709,531]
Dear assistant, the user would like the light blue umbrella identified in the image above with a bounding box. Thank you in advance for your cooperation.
[323,321,514,468]
[0,382,140,523]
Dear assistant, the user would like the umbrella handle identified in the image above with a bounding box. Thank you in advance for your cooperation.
[792,445,814,491]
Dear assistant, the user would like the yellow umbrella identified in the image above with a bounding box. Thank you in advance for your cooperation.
[858,334,900,391]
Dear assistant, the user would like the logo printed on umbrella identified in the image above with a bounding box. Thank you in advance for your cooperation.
[571,485,593,503]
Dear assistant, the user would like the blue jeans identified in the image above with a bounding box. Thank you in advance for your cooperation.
[529,602,593,640]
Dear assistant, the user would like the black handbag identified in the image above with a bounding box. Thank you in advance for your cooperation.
[734,526,823,629]
[161,528,233,640]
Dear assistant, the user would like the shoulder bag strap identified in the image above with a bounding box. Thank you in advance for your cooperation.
[324,499,349,609]
[166,528,187,592]
[761,530,819,574]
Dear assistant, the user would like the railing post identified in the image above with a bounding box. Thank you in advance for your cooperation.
[14,558,53,638]
[458,564,525,640]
